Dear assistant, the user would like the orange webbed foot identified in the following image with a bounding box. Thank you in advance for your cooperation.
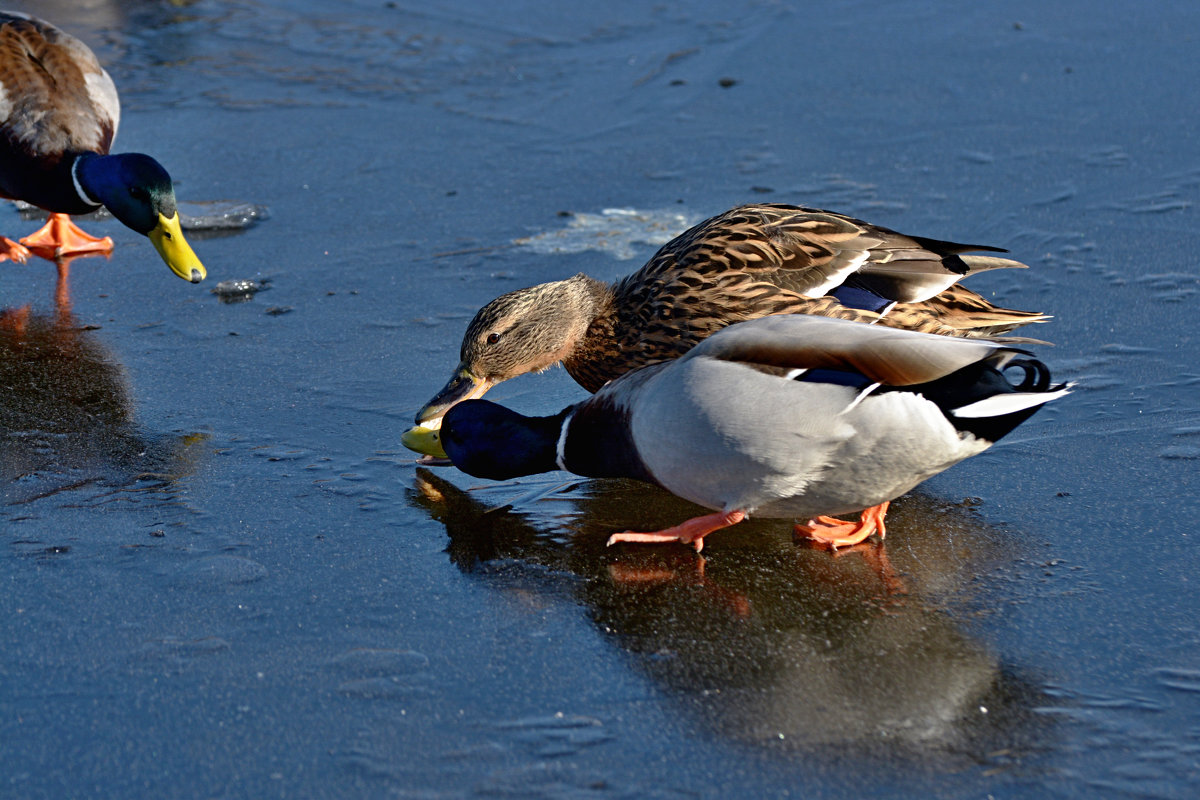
[795,501,890,550]
[0,237,30,263]
[20,213,114,259]
[607,509,747,553]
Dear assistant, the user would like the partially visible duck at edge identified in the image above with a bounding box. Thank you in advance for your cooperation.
[430,314,1069,552]
[403,203,1047,455]
[0,11,205,282]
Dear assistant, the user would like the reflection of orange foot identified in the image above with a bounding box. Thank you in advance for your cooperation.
[1,237,30,263]
[608,553,706,584]
[20,213,113,259]
[827,540,907,595]
[856,542,906,595]
[607,555,751,617]
[795,501,889,550]
[607,509,746,553]
[0,304,32,334]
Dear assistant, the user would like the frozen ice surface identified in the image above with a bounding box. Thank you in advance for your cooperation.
[178,201,269,231]
[513,207,698,260]
[211,277,270,302]
[10,199,268,231]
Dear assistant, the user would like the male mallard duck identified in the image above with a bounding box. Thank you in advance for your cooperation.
[403,203,1047,453]
[0,11,205,282]
[431,315,1069,551]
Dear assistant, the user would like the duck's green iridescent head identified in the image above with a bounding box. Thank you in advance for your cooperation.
[439,400,568,480]
[76,153,206,283]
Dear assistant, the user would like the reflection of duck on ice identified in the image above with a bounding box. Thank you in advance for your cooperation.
[1,263,204,506]
[410,469,1048,756]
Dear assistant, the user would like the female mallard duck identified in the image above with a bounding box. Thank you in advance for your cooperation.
[433,315,1069,551]
[0,11,205,282]
[404,203,1047,453]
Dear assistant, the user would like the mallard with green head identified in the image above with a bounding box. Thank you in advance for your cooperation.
[435,315,1070,551]
[0,11,205,282]
[403,203,1047,455]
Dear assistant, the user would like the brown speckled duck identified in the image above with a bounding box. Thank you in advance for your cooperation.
[403,203,1047,454]
[0,11,205,281]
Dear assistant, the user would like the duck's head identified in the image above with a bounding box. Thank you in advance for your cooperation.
[437,400,569,480]
[76,153,206,283]
[412,275,606,430]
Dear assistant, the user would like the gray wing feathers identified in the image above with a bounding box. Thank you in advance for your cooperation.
[850,254,1030,303]
[685,314,1008,386]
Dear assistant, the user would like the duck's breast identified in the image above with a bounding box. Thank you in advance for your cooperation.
[756,389,990,518]
[628,358,857,515]
[629,358,989,519]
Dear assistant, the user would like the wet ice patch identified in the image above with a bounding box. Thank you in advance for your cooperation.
[496,712,612,757]
[10,199,269,230]
[336,677,436,700]
[330,647,434,700]
[1154,667,1200,694]
[1158,445,1200,460]
[328,647,430,677]
[179,200,270,231]
[513,207,697,261]
[176,555,269,586]
[212,277,270,302]
[138,636,232,660]
[1133,273,1200,303]
[1083,145,1131,167]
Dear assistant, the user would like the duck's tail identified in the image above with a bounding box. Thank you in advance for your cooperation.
[881,280,1051,341]
[934,354,1072,442]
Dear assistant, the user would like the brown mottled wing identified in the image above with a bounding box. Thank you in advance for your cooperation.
[594,205,890,384]
[687,314,1010,387]
[572,203,1043,391]
[624,204,855,295]
[893,281,1051,337]
[583,267,870,393]
[0,13,118,159]
[628,203,1011,302]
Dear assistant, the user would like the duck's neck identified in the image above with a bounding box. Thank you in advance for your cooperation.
[70,154,109,209]
[560,274,620,391]
[560,273,612,327]
[559,390,656,484]
[493,410,568,478]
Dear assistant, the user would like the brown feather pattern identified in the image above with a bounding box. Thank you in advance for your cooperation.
[0,13,115,159]
[450,203,1048,398]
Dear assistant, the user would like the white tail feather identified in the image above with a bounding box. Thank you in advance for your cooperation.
[952,385,1072,419]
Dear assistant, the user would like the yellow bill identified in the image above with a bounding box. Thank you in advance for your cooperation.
[402,423,449,460]
[148,212,206,283]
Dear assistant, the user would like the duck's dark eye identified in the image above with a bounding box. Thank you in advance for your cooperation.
[486,333,502,345]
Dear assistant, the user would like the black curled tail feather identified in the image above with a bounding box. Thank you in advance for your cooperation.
[884,351,1063,443]
[1001,355,1052,392]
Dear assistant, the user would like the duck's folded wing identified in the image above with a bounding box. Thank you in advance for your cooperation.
[845,253,1030,304]
[640,204,1016,302]
[0,13,119,156]
[755,209,1018,303]
[687,314,1016,386]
